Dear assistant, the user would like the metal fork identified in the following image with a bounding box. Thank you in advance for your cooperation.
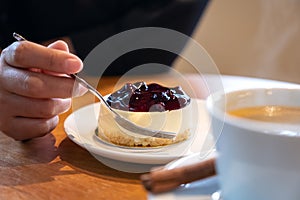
[13,32,176,139]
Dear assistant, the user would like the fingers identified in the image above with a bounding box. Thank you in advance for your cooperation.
[1,40,82,74]
[0,91,71,118]
[0,64,84,98]
[0,91,71,140]
[2,116,59,141]
[0,39,86,140]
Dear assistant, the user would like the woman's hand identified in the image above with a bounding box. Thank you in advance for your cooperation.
[0,40,85,140]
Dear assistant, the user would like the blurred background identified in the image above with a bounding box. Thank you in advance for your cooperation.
[174,0,300,84]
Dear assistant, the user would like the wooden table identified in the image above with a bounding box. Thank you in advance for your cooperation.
[2,73,298,200]
[0,72,222,200]
[0,76,149,200]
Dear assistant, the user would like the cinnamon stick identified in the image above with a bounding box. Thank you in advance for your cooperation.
[140,158,216,194]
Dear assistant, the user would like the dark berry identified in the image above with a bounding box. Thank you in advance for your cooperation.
[107,82,190,112]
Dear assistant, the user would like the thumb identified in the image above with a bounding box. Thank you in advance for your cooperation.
[26,40,72,74]
[43,40,82,76]
[47,40,69,52]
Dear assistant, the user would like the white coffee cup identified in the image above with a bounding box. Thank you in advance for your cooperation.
[206,88,300,200]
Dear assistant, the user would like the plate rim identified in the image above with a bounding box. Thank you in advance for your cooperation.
[64,99,214,164]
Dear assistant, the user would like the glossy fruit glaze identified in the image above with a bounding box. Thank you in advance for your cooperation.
[107,82,191,112]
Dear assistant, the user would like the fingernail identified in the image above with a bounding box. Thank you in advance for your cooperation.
[65,58,83,73]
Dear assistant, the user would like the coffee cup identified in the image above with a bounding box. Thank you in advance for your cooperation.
[206,88,300,200]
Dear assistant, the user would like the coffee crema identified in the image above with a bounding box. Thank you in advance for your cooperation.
[228,106,300,124]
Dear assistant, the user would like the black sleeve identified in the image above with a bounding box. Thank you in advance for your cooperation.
[0,0,210,76]
[70,0,210,76]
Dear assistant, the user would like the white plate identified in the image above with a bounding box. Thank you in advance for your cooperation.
[65,75,300,173]
[64,99,215,173]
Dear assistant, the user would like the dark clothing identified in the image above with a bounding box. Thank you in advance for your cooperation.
[0,0,209,75]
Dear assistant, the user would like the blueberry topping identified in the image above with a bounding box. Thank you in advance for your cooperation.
[107,82,190,112]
